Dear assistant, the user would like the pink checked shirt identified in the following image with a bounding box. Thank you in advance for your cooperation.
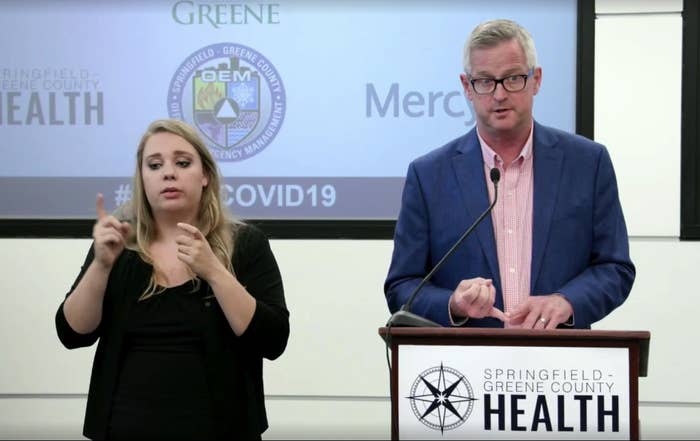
[478,126,534,316]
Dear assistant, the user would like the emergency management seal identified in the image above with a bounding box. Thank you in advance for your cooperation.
[168,42,286,161]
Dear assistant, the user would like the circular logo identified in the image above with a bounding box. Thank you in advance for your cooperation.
[408,363,476,433]
[168,43,286,162]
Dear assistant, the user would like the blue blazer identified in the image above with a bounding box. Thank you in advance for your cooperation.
[384,122,635,328]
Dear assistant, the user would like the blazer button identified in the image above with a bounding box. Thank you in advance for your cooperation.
[204,301,211,307]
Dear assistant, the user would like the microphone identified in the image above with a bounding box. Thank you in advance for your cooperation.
[386,167,501,327]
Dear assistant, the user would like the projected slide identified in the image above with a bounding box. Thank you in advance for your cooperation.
[0,0,577,219]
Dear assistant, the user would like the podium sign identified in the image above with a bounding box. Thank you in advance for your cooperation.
[399,345,629,439]
[379,328,649,440]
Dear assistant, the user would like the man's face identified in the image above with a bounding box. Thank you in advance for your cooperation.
[460,38,542,140]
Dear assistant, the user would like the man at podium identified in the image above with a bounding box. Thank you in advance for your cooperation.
[384,19,634,329]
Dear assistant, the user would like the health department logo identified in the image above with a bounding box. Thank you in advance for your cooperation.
[407,363,477,434]
[168,43,286,161]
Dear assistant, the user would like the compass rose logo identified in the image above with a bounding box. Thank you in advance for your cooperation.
[407,363,477,434]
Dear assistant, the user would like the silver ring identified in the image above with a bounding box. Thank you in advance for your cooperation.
[539,317,547,324]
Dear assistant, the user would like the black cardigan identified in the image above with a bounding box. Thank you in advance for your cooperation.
[55,224,290,440]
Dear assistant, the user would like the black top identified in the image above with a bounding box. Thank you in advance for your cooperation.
[109,282,215,440]
[56,224,290,440]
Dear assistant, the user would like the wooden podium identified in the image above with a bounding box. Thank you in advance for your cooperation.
[379,327,650,440]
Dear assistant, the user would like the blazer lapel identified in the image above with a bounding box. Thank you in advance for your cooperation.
[531,123,564,291]
[451,132,501,290]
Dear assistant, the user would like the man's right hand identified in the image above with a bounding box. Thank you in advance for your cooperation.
[92,193,131,270]
[449,277,506,322]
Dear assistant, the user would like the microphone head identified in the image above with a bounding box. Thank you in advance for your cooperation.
[490,167,501,184]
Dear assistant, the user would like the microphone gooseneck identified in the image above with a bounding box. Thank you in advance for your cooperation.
[386,167,501,328]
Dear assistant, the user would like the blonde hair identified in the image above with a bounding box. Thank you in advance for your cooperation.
[123,118,241,300]
[463,19,538,74]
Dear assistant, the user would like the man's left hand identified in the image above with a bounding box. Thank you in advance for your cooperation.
[505,294,573,329]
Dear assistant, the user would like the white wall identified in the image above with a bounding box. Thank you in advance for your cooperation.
[1,0,697,439]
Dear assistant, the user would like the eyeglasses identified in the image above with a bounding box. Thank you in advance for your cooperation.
[469,69,534,95]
